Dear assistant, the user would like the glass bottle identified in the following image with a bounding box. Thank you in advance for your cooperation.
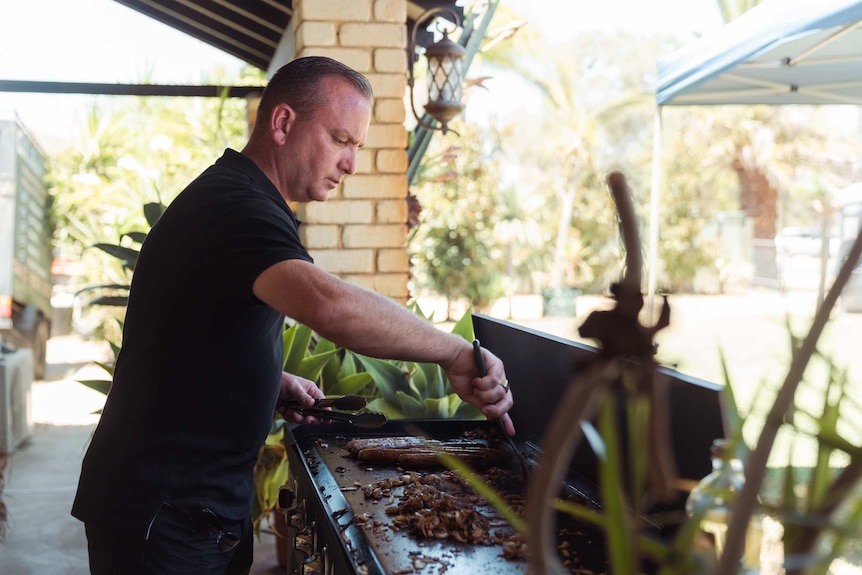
[685,438,753,566]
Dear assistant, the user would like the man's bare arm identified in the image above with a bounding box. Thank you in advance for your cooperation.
[253,259,514,432]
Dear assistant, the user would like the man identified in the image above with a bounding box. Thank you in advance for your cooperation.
[72,56,512,574]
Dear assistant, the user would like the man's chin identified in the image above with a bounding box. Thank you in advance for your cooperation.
[313,184,337,202]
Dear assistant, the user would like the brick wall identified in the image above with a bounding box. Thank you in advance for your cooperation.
[292,0,411,302]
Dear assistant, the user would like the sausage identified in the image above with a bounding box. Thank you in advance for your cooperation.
[357,446,512,469]
[345,436,432,455]
[345,436,488,455]
[345,436,434,454]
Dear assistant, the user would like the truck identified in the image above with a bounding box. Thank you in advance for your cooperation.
[0,117,52,380]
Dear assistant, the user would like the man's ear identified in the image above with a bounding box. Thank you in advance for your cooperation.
[270,103,296,144]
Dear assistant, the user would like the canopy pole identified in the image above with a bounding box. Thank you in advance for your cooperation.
[646,106,663,323]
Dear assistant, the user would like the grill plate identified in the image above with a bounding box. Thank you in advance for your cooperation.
[284,419,608,575]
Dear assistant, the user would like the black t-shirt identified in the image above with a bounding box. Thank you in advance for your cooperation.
[72,149,313,533]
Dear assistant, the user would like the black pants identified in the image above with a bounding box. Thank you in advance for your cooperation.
[85,502,253,575]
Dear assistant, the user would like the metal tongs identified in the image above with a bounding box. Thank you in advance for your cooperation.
[295,408,388,429]
[278,395,388,429]
[280,394,368,411]
[472,339,529,480]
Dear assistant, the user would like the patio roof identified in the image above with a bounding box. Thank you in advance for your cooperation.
[0,1,463,97]
[111,0,463,72]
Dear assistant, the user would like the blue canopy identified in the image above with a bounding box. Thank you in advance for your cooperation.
[657,0,862,106]
[643,0,862,318]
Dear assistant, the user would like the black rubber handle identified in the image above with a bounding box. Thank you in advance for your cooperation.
[472,339,487,377]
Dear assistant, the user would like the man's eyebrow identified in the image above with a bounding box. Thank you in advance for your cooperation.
[332,129,362,147]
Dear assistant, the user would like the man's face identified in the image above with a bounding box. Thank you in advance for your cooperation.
[281,77,372,203]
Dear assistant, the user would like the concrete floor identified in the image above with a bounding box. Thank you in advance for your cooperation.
[0,336,285,574]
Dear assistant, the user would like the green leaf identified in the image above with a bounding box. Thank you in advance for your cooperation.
[143,202,166,227]
[395,390,425,417]
[95,361,115,377]
[365,397,408,420]
[325,373,374,397]
[558,498,673,565]
[108,341,121,362]
[411,362,429,396]
[718,348,750,462]
[407,300,433,321]
[314,337,336,355]
[282,323,297,369]
[419,362,447,398]
[598,395,636,575]
[813,494,862,575]
[404,375,423,404]
[452,397,483,419]
[297,349,339,383]
[422,397,450,418]
[356,355,410,406]
[437,449,527,534]
[339,350,359,378]
[627,382,651,509]
[554,498,606,527]
[123,231,148,244]
[660,503,709,575]
[780,450,798,544]
[808,391,840,511]
[78,379,112,396]
[253,440,288,533]
[283,323,313,374]
[450,304,475,341]
[317,338,340,385]
[93,243,140,269]
[89,295,129,307]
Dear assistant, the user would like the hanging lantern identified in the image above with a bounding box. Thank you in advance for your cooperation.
[408,8,466,135]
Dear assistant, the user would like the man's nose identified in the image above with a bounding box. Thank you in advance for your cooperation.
[340,149,357,175]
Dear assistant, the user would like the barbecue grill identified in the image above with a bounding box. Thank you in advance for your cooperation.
[279,313,726,575]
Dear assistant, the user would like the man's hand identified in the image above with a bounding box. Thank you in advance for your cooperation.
[444,342,515,436]
[275,372,328,424]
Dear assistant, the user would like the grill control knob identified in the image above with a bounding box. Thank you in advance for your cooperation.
[278,480,297,511]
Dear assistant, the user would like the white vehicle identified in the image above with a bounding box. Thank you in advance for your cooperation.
[835,184,862,312]
[774,226,837,258]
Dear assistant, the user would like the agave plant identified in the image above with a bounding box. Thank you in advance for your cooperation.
[355,305,483,421]
[759,353,862,575]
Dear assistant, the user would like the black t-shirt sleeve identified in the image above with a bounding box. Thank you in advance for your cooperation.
[203,192,312,300]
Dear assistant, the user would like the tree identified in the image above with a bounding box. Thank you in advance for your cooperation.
[708,0,779,240]
[474,25,676,293]
[408,123,508,313]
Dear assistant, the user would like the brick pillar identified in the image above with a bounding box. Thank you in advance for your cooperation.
[291,0,410,302]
